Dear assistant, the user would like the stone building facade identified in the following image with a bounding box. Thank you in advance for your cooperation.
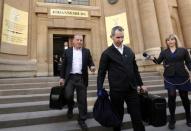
[0,0,191,78]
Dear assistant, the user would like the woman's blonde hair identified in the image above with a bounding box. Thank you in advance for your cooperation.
[165,34,182,48]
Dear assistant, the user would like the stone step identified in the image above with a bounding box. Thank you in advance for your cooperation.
[0,101,49,114]
[0,72,160,84]
[0,87,52,96]
[0,87,102,96]
[0,105,187,130]
[1,119,189,131]
[0,82,106,90]
[0,95,189,115]
[124,120,191,131]
[141,75,162,81]
[0,77,60,84]
[0,75,99,84]
[0,78,163,90]
[0,87,106,96]
[0,71,166,130]
[140,72,160,77]
[0,77,103,85]
[0,77,162,87]
[143,80,163,85]
[0,82,164,96]
[89,77,163,85]
[0,86,166,104]
[0,82,59,90]
[0,94,49,104]
[0,93,96,105]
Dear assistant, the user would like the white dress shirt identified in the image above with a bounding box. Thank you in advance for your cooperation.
[70,47,82,74]
[113,43,124,55]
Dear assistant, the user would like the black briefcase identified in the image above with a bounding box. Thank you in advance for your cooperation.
[139,92,167,127]
[49,86,67,109]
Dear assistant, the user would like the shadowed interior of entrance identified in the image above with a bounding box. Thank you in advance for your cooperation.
[53,34,72,76]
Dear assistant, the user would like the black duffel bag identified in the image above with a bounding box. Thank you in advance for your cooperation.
[49,86,67,109]
[139,92,167,127]
[93,89,120,127]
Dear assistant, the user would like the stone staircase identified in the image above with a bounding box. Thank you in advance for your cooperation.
[0,72,189,131]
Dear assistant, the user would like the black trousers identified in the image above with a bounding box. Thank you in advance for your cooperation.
[110,90,145,131]
[64,74,87,121]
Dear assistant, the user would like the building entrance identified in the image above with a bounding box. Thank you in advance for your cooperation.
[53,34,72,76]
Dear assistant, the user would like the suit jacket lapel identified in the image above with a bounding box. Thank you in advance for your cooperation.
[68,48,73,68]
[111,44,122,56]
[123,46,131,58]
[111,45,126,67]
[82,48,85,69]
[123,46,127,56]
[120,46,133,71]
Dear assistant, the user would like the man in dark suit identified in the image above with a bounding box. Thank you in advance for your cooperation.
[59,34,95,130]
[97,26,147,131]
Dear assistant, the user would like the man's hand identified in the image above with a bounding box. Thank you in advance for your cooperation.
[97,89,103,97]
[59,78,65,86]
[90,66,96,72]
[138,86,148,93]
[97,88,107,97]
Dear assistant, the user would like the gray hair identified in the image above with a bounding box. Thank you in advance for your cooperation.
[73,34,83,39]
[110,26,124,37]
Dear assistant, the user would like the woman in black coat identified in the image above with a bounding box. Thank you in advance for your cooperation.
[150,34,191,129]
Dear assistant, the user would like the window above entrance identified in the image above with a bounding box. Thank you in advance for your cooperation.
[44,0,89,6]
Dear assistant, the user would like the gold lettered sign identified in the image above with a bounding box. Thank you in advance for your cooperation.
[50,9,89,17]
[105,12,130,46]
[1,4,28,46]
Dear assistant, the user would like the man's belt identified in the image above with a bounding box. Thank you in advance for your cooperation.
[70,73,82,77]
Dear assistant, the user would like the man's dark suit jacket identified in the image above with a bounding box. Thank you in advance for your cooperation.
[154,47,191,77]
[97,45,143,92]
[60,47,95,87]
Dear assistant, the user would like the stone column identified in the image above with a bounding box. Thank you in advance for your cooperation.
[138,0,161,55]
[36,16,48,76]
[177,0,191,48]
[89,0,96,6]
[125,0,144,54]
[30,0,38,60]
[0,0,4,44]
[153,0,174,47]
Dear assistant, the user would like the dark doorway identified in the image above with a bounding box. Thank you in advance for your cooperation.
[53,34,72,76]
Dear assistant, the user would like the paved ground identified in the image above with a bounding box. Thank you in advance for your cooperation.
[125,120,191,131]
[0,120,191,131]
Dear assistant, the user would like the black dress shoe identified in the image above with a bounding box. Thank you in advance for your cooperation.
[168,116,175,129]
[186,116,191,127]
[187,122,191,127]
[113,126,121,131]
[186,119,191,127]
[67,109,73,119]
[168,122,175,129]
[78,121,88,131]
